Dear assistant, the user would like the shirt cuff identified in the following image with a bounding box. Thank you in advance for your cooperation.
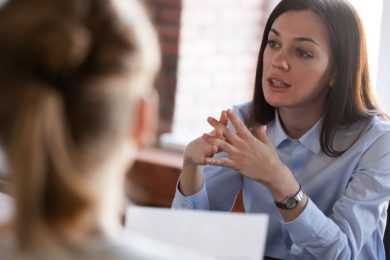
[171,179,210,209]
[284,199,338,246]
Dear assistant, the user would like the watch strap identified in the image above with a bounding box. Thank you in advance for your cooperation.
[274,185,305,210]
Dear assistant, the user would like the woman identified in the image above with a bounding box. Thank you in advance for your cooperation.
[0,0,209,259]
[173,0,390,259]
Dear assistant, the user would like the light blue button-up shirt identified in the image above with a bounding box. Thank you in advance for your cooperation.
[172,103,390,260]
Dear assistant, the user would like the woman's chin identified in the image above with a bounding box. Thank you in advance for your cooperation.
[264,98,286,108]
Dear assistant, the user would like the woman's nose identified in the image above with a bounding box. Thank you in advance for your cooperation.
[271,50,290,71]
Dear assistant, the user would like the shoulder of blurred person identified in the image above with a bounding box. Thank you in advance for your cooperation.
[0,229,211,260]
[0,0,194,259]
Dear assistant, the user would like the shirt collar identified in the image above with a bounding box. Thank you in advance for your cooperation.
[269,111,289,148]
[268,110,322,154]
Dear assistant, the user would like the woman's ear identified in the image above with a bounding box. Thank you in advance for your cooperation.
[131,92,158,148]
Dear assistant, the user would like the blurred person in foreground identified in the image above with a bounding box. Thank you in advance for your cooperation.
[0,0,210,259]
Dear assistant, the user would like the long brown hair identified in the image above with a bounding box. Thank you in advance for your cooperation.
[0,0,159,251]
[251,0,385,157]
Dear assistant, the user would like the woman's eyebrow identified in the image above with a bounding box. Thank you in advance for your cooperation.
[270,28,280,36]
[270,28,319,46]
[295,36,319,46]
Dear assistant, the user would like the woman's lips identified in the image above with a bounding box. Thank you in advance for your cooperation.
[267,78,291,88]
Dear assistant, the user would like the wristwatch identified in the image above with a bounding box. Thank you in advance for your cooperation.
[275,185,305,210]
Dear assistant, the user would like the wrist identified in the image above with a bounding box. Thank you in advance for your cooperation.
[180,159,204,196]
[274,184,305,210]
[268,165,300,202]
[278,191,308,222]
[183,156,198,169]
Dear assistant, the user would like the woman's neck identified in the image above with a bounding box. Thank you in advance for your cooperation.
[58,176,125,245]
[62,146,133,244]
[278,106,323,139]
[86,143,136,239]
[94,153,131,239]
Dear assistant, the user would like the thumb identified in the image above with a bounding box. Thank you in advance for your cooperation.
[254,125,271,145]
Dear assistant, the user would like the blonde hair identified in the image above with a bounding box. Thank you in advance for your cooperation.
[0,0,159,251]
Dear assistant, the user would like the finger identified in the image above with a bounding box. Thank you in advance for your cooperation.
[219,110,228,126]
[208,116,224,139]
[204,157,236,169]
[203,137,219,154]
[202,133,236,154]
[254,125,272,145]
[207,144,219,156]
[208,129,217,137]
[226,110,251,138]
[208,129,226,140]
[202,133,222,153]
[207,117,240,144]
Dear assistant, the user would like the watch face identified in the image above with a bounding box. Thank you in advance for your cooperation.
[286,199,298,209]
[275,190,304,210]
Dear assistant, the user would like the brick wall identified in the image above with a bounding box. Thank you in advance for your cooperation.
[144,0,272,142]
[144,0,182,134]
[164,0,272,147]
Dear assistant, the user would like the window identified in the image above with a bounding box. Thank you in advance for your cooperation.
[349,0,390,112]
[348,0,383,92]
[375,1,390,112]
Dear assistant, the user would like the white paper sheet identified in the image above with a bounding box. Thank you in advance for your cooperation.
[125,206,268,260]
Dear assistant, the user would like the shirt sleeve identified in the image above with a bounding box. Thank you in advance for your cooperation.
[284,131,390,259]
[171,162,243,211]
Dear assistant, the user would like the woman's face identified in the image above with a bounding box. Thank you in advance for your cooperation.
[262,10,332,112]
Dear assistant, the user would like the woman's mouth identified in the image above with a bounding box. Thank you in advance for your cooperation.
[268,78,291,89]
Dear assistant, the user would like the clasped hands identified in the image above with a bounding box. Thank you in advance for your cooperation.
[185,110,284,184]
[206,109,286,185]
[183,109,297,199]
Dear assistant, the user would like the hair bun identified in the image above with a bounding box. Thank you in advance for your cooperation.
[31,22,91,74]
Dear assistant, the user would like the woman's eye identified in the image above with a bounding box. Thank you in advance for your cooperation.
[296,48,314,59]
[267,40,280,49]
